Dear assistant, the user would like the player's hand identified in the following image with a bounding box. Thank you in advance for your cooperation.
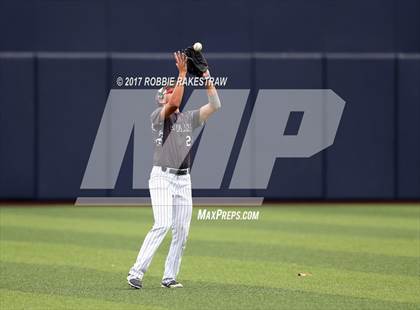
[174,51,187,75]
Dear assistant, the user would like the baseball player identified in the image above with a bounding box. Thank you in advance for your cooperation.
[127,51,221,289]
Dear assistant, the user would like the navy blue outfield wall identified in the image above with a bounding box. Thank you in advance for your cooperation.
[0,53,419,201]
[0,0,420,53]
[1,0,419,201]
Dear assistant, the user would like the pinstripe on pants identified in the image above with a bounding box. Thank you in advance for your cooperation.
[129,166,193,281]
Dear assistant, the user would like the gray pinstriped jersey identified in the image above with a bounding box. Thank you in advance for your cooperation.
[151,107,203,169]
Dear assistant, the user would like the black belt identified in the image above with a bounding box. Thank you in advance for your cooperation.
[161,166,189,175]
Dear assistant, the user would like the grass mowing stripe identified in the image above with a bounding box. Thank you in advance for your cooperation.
[262,205,420,218]
[0,214,150,236]
[2,205,418,219]
[191,227,419,257]
[2,214,418,257]
[254,213,420,233]
[2,206,419,231]
[1,226,418,277]
[1,241,419,304]
[3,211,418,241]
[2,262,418,310]
[244,209,420,230]
[203,219,419,240]
[1,206,154,222]
[0,289,166,310]
[4,210,418,240]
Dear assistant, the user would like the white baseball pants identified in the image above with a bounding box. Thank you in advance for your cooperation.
[129,166,193,281]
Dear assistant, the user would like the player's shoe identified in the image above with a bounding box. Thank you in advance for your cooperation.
[127,276,142,289]
[161,279,183,288]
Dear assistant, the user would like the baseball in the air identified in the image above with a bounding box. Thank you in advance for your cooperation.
[193,42,203,52]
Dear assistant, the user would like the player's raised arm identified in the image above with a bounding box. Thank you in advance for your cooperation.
[199,71,221,122]
[160,51,187,119]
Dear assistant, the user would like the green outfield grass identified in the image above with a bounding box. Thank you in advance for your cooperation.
[1,204,419,309]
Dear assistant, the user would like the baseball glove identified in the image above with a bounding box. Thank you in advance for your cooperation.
[183,46,208,77]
